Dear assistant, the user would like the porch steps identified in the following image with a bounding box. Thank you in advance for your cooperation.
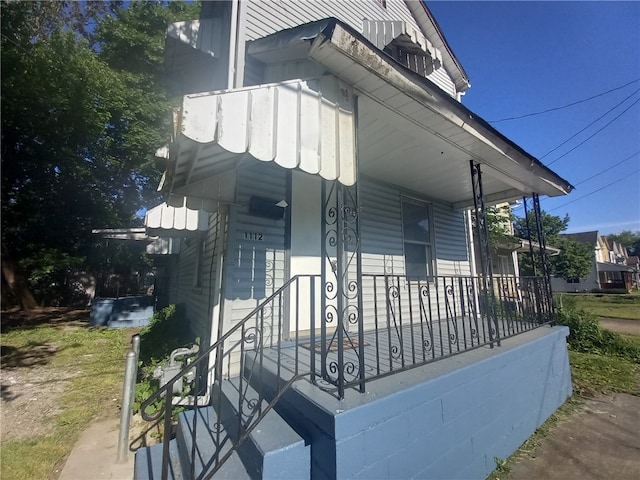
[134,377,310,479]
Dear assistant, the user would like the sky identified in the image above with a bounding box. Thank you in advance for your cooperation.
[427,0,640,235]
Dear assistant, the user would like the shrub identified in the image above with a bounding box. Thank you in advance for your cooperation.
[589,288,629,295]
[556,307,640,362]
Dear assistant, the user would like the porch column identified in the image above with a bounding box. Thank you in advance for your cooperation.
[320,177,363,398]
[470,161,500,346]
[522,195,554,323]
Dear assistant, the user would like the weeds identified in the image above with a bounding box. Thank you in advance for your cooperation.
[556,308,640,361]
[134,304,197,416]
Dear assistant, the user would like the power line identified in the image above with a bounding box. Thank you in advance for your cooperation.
[548,169,640,212]
[547,97,640,166]
[540,88,640,159]
[574,151,640,187]
[489,78,640,123]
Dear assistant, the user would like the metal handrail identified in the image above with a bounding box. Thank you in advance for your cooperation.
[140,275,303,421]
[139,274,306,480]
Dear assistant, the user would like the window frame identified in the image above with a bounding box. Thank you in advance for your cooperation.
[401,197,435,281]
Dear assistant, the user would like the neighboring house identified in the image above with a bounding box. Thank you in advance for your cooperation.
[135,2,574,480]
[627,255,640,290]
[551,231,633,292]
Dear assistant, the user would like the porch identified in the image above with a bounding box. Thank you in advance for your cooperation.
[135,271,563,480]
[226,273,554,397]
[136,310,571,480]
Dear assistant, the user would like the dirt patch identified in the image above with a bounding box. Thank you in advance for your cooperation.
[1,357,75,441]
[599,317,640,336]
[0,308,90,441]
[1,307,90,332]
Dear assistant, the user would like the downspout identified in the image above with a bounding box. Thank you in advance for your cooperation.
[227,0,239,89]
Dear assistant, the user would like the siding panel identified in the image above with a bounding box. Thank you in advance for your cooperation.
[244,0,457,96]
[173,210,226,344]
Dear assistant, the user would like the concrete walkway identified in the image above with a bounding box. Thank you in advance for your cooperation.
[59,417,134,480]
[508,393,640,480]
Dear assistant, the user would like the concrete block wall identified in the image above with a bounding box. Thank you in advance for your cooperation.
[276,326,572,480]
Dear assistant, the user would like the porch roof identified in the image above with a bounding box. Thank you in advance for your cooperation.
[162,18,573,210]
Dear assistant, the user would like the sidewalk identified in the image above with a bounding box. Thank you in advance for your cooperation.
[58,394,639,480]
[59,417,134,480]
[508,393,640,480]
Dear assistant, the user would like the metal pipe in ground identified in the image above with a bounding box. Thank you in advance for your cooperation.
[117,335,140,463]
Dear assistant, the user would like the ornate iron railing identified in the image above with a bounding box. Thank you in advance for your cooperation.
[139,275,308,480]
[139,273,553,479]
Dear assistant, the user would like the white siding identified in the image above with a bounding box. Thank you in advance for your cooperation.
[173,210,226,343]
[433,203,471,277]
[358,178,471,329]
[244,0,421,41]
[224,161,288,329]
[243,0,457,96]
[243,56,265,86]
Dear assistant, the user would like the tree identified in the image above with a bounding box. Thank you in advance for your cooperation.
[1,0,200,307]
[515,211,592,280]
[606,230,640,256]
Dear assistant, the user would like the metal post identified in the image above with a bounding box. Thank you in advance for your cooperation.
[533,193,554,323]
[470,161,499,346]
[117,349,138,463]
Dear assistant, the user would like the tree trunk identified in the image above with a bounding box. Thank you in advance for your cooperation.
[1,243,38,310]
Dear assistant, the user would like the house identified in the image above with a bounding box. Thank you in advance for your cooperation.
[135,2,574,479]
[550,231,634,292]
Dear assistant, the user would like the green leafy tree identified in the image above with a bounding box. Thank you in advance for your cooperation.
[515,211,592,280]
[1,0,200,307]
[606,230,640,256]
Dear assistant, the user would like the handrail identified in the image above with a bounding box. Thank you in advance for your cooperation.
[139,274,304,421]
[139,274,308,480]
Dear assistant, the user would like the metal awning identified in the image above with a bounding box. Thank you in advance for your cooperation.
[165,75,356,202]
[162,18,573,210]
[145,199,209,237]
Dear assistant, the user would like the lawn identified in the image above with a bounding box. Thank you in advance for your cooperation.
[555,293,640,320]
[0,309,136,480]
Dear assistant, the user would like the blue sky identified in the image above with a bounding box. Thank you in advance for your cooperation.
[428,1,640,235]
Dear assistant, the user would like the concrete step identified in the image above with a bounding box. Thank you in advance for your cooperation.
[135,374,310,479]
[134,438,184,480]
[176,406,251,480]
[218,378,310,479]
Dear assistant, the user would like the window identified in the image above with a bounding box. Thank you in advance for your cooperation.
[566,278,580,284]
[402,199,434,280]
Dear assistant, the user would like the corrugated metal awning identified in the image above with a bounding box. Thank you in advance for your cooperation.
[164,76,356,202]
[145,199,209,237]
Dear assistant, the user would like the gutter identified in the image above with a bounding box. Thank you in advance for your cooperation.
[308,19,574,197]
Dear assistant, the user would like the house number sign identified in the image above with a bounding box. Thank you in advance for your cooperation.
[244,232,264,241]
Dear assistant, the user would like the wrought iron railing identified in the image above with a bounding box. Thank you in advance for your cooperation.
[139,273,553,479]
[139,275,308,480]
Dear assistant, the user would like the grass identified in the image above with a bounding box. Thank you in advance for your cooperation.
[1,318,135,480]
[556,293,640,320]
[488,303,640,480]
[569,350,640,396]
